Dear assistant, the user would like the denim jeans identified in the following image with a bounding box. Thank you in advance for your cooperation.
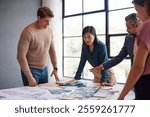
[21,66,48,86]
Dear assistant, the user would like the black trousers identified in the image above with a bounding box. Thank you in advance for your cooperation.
[134,74,150,100]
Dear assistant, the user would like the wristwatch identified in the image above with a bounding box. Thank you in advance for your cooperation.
[54,67,58,71]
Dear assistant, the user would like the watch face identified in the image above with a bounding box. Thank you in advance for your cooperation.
[54,68,58,70]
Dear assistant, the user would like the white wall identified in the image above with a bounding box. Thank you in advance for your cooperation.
[0,0,62,89]
[0,0,41,89]
[42,0,63,80]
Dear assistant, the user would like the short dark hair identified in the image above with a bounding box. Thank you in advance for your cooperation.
[125,13,138,25]
[37,7,54,18]
[82,26,98,46]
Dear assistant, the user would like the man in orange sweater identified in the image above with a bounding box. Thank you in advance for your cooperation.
[17,7,59,86]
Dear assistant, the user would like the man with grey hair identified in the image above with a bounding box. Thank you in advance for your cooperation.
[90,13,140,75]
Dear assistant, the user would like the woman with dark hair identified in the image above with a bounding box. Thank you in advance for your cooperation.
[74,26,115,85]
[118,0,150,100]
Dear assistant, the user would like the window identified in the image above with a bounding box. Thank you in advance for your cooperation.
[110,36,126,57]
[109,0,133,10]
[109,8,136,34]
[63,0,135,83]
[64,0,82,16]
[108,0,135,83]
[83,12,106,34]
[64,16,82,36]
[84,0,104,12]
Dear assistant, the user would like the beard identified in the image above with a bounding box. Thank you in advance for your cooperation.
[129,33,137,38]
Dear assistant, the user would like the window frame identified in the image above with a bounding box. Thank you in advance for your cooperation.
[62,0,134,83]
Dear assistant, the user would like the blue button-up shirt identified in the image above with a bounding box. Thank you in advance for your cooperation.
[74,40,108,83]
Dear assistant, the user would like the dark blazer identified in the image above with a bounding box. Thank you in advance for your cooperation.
[103,34,135,69]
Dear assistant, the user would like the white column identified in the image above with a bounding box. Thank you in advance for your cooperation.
[42,0,63,80]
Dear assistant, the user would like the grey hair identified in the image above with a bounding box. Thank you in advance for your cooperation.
[125,13,141,25]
